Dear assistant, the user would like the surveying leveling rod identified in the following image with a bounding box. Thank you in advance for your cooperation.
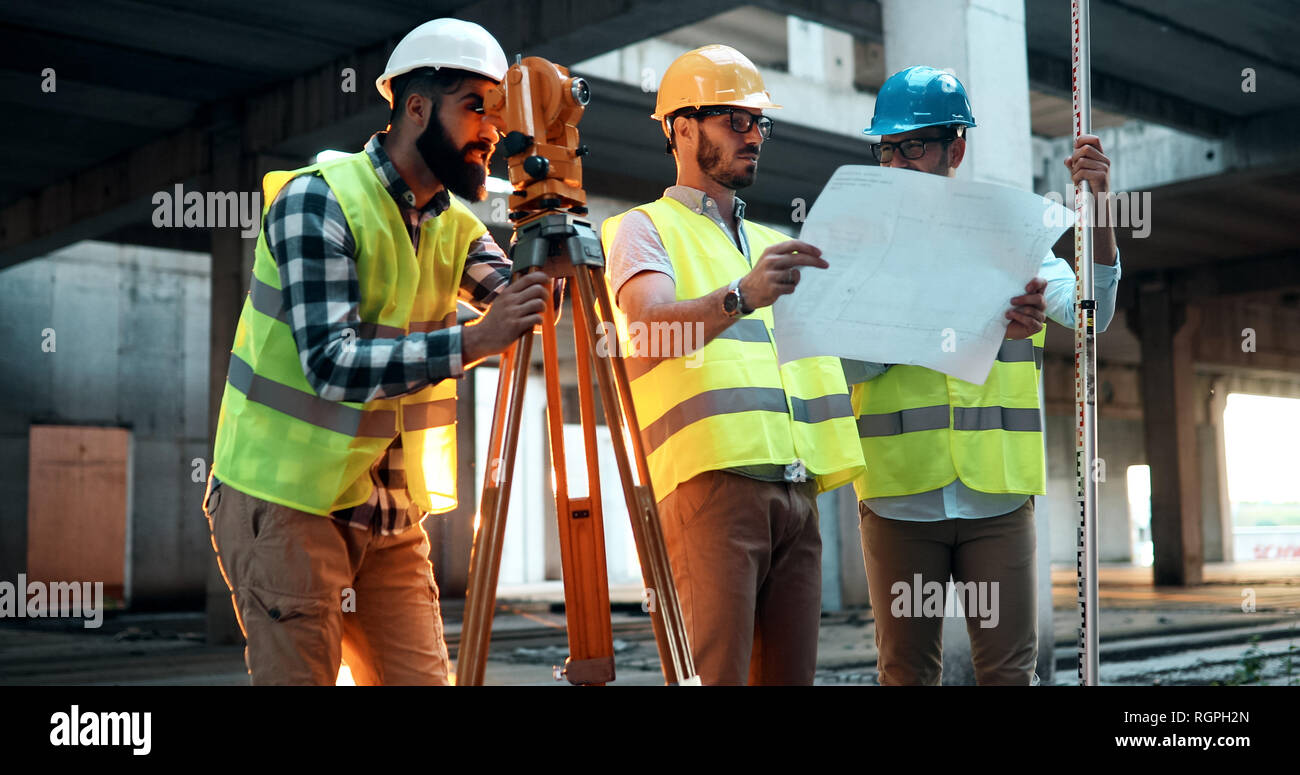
[1072,0,1100,687]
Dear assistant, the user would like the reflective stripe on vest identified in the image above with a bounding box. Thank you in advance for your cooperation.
[857,402,1042,437]
[212,150,479,517]
[641,386,789,454]
[952,405,1041,432]
[250,275,456,338]
[851,326,1047,500]
[402,398,458,430]
[227,353,397,438]
[622,317,771,381]
[716,318,770,343]
[996,338,1044,368]
[791,394,854,424]
[253,274,411,338]
[857,404,949,437]
[602,197,864,498]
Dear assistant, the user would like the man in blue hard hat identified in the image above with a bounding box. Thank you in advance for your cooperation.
[846,65,1121,685]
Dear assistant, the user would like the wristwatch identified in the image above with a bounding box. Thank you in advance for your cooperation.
[723,278,755,317]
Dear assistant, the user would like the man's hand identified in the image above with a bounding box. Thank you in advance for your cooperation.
[461,272,551,363]
[1064,133,1110,194]
[1006,277,1047,339]
[738,240,828,309]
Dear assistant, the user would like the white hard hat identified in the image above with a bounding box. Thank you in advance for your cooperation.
[376,18,509,105]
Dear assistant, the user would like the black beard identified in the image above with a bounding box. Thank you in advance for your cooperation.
[415,117,490,201]
[697,131,757,190]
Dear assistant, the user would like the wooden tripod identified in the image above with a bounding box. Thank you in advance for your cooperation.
[455,211,698,686]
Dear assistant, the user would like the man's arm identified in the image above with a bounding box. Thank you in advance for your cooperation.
[270,174,468,403]
[270,175,548,402]
[1004,133,1120,340]
[1066,133,1118,269]
[458,232,512,312]
[1039,250,1123,332]
[610,212,827,368]
[457,229,565,365]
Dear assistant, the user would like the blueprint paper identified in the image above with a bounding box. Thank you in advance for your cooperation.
[772,165,1076,385]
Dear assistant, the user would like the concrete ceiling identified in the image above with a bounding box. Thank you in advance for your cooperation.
[0,0,471,209]
[1,0,1297,280]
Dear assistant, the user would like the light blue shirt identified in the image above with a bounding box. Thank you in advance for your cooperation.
[850,250,1121,521]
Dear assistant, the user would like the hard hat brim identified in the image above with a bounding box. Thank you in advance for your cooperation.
[650,95,784,121]
[862,117,977,137]
[376,62,505,105]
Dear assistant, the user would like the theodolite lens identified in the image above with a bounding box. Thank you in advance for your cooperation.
[570,78,590,106]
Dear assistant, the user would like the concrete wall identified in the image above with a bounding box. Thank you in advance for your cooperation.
[0,240,211,607]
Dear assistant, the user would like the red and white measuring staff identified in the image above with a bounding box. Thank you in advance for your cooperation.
[1072,0,1100,686]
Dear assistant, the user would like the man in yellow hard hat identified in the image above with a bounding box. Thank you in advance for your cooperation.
[600,45,864,685]
[848,66,1121,685]
[204,18,552,685]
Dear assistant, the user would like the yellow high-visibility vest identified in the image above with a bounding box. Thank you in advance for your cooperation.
[851,328,1048,500]
[212,151,484,516]
[601,197,864,499]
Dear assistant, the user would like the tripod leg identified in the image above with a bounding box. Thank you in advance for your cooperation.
[458,329,534,686]
[590,269,695,678]
[546,294,615,684]
[573,264,697,684]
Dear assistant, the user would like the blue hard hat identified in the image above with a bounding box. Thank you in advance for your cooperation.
[864,66,977,136]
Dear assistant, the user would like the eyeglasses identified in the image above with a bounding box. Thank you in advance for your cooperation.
[686,108,774,140]
[870,133,958,163]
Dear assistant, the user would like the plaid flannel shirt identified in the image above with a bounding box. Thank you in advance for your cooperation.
[215,133,512,534]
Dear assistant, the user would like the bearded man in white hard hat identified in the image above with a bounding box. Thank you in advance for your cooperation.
[205,19,551,685]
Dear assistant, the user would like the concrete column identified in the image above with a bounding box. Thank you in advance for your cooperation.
[787,16,854,91]
[1208,377,1234,562]
[205,123,256,646]
[881,0,1033,190]
[883,0,1043,685]
[1135,283,1204,585]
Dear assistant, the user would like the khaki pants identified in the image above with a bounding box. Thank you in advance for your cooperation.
[858,498,1038,686]
[658,470,822,685]
[203,478,451,686]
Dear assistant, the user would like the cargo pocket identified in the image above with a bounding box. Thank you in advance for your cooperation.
[237,585,339,686]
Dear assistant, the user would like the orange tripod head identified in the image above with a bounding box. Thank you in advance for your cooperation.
[484,56,590,221]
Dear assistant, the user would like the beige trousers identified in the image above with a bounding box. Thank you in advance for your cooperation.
[657,470,822,685]
[204,478,451,686]
[858,498,1038,685]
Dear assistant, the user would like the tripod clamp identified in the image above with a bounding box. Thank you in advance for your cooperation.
[509,210,605,275]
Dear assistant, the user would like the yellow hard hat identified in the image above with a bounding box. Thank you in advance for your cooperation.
[652,45,782,135]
